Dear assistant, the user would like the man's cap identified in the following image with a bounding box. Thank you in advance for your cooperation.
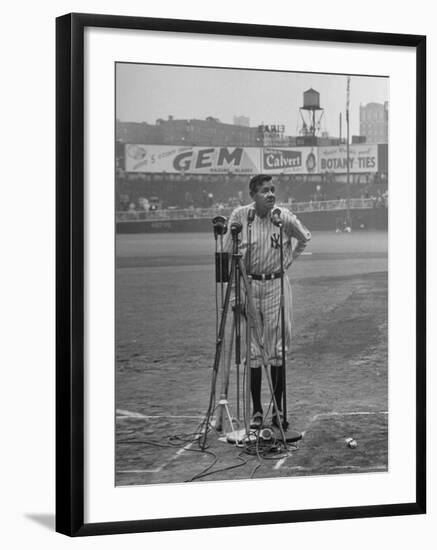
[249,174,272,194]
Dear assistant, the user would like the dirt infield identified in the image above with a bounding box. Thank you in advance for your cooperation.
[115,231,388,485]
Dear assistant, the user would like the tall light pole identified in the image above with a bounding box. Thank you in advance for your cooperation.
[339,112,342,143]
[346,76,351,228]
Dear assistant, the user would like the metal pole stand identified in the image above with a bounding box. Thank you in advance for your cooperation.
[272,212,302,443]
[200,221,243,449]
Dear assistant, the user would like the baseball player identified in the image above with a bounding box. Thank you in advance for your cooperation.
[223,174,311,429]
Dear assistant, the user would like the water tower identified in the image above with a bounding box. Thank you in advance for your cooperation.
[299,88,324,137]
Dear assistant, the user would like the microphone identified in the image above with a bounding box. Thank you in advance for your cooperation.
[271,208,282,227]
[230,221,243,235]
[247,208,256,225]
[212,215,228,236]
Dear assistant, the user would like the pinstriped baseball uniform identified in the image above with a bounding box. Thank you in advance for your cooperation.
[224,203,311,367]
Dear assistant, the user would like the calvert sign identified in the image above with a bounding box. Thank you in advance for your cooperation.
[262,147,317,174]
[318,145,378,173]
[125,145,260,174]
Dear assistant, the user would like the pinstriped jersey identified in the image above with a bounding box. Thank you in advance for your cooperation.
[223,203,311,275]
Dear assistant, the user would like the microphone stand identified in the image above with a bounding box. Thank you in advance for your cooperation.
[271,208,289,431]
[234,230,242,422]
[277,218,288,429]
[245,210,254,429]
[201,223,239,449]
[271,208,301,441]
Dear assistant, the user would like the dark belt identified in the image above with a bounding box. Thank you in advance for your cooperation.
[249,271,282,281]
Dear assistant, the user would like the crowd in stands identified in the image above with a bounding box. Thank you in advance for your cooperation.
[115,171,388,213]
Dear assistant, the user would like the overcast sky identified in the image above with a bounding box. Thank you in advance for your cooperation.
[116,63,388,138]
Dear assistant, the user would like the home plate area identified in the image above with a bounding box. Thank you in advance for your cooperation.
[115,410,387,485]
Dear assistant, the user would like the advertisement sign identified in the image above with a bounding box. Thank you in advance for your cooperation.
[124,144,380,175]
[125,145,261,174]
[318,145,378,173]
[262,147,317,174]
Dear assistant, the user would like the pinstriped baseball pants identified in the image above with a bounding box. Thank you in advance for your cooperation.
[246,276,293,368]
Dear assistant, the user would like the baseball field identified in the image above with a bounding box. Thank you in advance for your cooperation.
[115,230,388,485]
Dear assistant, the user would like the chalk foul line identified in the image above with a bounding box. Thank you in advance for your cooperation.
[117,436,201,475]
[116,409,202,420]
[310,411,388,422]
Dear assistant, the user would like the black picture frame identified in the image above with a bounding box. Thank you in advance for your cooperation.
[56,12,426,537]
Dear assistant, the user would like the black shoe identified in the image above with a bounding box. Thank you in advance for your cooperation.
[272,411,289,431]
[250,412,264,430]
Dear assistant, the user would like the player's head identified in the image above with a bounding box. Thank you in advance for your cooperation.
[249,174,272,196]
[249,174,275,214]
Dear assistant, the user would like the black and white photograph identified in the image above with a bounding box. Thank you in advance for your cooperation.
[1,0,433,545]
[115,63,390,486]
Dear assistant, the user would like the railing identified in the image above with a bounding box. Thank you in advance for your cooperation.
[116,198,380,222]
[292,198,377,212]
[116,207,233,222]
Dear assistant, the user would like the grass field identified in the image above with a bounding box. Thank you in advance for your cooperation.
[115,230,388,485]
